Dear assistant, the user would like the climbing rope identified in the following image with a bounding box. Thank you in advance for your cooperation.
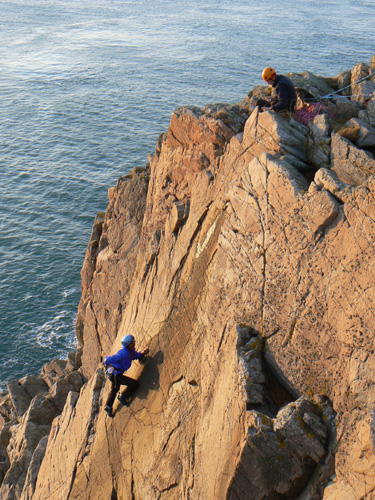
[302,70,375,102]
[321,70,375,99]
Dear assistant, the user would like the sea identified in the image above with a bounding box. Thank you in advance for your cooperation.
[0,0,374,387]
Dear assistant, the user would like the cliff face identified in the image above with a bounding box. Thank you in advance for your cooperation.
[2,57,375,500]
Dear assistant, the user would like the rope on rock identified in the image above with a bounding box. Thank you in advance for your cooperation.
[321,70,375,99]
[302,70,375,102]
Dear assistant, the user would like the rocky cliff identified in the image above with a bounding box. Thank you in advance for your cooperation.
[1,57,375,500]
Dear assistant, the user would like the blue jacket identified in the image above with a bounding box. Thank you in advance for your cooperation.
[104,346,143,375]
[270,74,297,111]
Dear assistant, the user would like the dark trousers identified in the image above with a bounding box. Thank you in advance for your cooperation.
[106,373,139,408]
[256,98,296,112]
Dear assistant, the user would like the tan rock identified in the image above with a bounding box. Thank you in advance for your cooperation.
[366,98,375,127]
[350,62,375,104]
[331,132,375,185]
[6,375,48,418]
[8,64,375,500]
[19,436,48,500]
[342,117,375,148]
[228,397,328,500]
[77,169,149,378]
[1,395,58,500]
[32,372,104,500]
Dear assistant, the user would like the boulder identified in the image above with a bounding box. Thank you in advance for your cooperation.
[350,62,375,104]
[48,370,85,412]
[287,71,335,98]
[227,398,328,500]
[349,117,375,148]
[6,376,48,418]
[242,107,309,162]
[366,97,375,127]
[330,132,375,185]
[0,395,59,500]
[306,113,332,168]
[327,97,359,122]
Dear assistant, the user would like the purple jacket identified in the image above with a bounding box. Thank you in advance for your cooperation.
[104,346,143,375]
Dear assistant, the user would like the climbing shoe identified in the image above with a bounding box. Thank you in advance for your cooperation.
[118,394,129,406]
[104,405,113,418]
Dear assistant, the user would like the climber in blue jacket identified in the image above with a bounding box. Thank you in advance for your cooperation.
[104,334,149,418]
[257,67,297,112]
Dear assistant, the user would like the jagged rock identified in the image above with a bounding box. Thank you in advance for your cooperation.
[236,325,266,407]
[166,199,191,234]
[367,97,375,127]
[287,71,335,98]
[203,103,250,135]
[335,118,360,143]
[7,58,375,500]
[227,397,328,500]
[338,117,375,148]
[48,370,85,412]
[0,395,59,500]
[306,113,331,168]
[79,212,105,296]
[337,69,351,95]
[7,375,48,418]
[32,372,104,500]
[314,168,351,202]
[242,107,309,162]
[77,169,149,378]
[327,97,359,122]
[166,106,235,162]
[350,62,375,104]
[40,358,69,388]
[331,132,375,185]
[19,436,48,500]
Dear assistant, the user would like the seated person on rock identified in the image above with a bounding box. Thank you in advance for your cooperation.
[257,67,297,113]
[104,334,149,418]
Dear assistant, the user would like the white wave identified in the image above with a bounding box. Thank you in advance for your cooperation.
[32,311,76,348]
[62,287,78,298]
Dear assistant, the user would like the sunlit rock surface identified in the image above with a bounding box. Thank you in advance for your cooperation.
[1,58,375,500]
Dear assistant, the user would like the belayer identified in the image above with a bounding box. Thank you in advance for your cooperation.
[104,334,149,418]
[257,67,297,113]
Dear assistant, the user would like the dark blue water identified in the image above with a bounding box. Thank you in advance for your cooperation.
[0,0,374,385]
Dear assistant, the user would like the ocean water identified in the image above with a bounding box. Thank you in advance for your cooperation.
[0,0,374,386]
